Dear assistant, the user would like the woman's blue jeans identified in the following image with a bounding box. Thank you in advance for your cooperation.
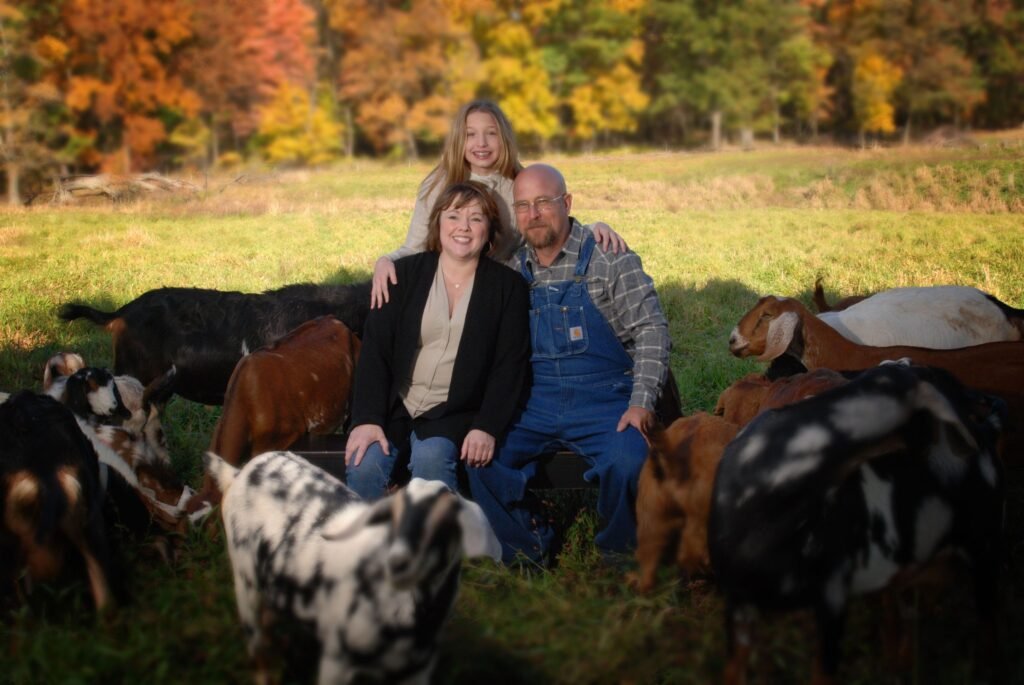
[345,430,459,500]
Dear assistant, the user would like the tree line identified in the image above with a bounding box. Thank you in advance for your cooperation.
[1,0,1021,202]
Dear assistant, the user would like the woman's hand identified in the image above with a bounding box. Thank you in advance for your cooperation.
[371,257,397,309]
[345,424,388,467]
[591,222,627,254]
[460,429,496,467]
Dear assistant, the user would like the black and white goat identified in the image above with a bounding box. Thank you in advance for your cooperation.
[708,363,1005,684]
[205,451,501,685]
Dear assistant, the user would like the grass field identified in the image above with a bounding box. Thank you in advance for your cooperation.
[1,138,1023,684]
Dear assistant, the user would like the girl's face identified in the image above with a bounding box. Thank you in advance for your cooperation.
[439,199,490,262]
[463,111,502,176]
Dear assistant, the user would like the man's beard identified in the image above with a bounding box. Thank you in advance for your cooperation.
[524,222,560,250]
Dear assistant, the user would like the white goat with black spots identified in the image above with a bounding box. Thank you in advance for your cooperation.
[708,363,1005,684]
[205,450,501,685]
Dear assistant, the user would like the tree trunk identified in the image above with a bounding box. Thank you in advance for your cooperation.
[6,160,19,206]
[345,106,354,159]
[710,110,722,151]
[811,112,819,141]
[405,127,418,162]
[773,101,781,144]
[740,127,754,151]
[859,128,866,149]
[902,112,912,146]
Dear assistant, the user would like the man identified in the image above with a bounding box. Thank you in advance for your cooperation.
[468,163,671,564]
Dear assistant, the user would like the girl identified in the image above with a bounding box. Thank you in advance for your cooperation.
[370,99,625,307]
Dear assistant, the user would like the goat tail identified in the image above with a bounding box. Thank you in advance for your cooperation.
[203,452,238,494]
[58,303,118,327]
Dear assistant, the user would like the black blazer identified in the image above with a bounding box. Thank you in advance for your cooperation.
[350,251,530,449]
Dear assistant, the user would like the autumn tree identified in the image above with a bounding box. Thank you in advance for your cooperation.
[852,50,902,146]
[254,82,343,165]
[330,0,480,158]
[0,2,65,203]
[179,0,266,164]
[59,0,200,172]
[536,0,649,148]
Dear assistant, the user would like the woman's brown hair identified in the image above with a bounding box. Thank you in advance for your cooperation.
[425,181,504,256]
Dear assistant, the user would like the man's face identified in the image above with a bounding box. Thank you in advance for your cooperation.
[513,170,571,252]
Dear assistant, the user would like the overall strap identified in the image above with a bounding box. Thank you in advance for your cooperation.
[575,231,596,278]
[518,249,535,284]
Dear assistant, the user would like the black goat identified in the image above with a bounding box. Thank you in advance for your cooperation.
[58,281,371,404]
[709,363,1005,684]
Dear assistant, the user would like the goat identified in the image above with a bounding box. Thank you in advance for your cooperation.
[714,368,849,428]
[0,392,115,611]
[633,369,848,593]
[210,316,360,467]
[44,366,132,427]
[633,412,739,592]
[815,285,1024,348]
[206,450,500,685]
[44,366,188,536]
[44,354,173,465]
[58,280,371,405]
[708,364,1005,684]
[42,351,86,390]
[729,295,1024,458]
[189,316,360,516]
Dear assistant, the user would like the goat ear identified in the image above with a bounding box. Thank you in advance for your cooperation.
[914,380,979,453]
[758,311,799,361]
[455,496,502,561]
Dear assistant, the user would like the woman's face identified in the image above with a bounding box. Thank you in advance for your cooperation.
[463,111,501,176]
[439,198,490,261]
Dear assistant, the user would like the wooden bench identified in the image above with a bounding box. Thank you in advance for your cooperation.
[288,433,597,490]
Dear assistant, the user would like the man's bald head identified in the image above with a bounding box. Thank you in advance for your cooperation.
[514,164,567,196]
[513,164,573,261]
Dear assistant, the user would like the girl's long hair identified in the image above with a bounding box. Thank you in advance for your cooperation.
[423,100,523,197]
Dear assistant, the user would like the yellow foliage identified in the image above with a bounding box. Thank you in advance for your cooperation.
[853,52,902,134]
[257,82,344,165]
[570,62,649,140]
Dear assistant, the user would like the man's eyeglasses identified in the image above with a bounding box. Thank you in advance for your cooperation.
[512,194,565,215]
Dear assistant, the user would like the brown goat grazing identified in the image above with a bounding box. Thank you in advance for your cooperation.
[729,295,1024,459]
[210,315,361,470]
[714,368,849,428]
[633,413,739,593]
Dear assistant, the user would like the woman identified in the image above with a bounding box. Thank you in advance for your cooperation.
[370,99,625,308]
[346,181,530,498]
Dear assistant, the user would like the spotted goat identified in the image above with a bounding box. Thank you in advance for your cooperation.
[708,363,1005,684]
[205,451,501,685]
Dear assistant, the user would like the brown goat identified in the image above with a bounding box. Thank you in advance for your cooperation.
[728,295,1024,459]
[715,368,849,428]
[633,412,739,592]
[211,316,361,466]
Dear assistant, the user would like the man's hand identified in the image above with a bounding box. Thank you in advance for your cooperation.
[345,424,389,467]
[460,429,495,467]
[616,406,655,442]
[371,257,397,309]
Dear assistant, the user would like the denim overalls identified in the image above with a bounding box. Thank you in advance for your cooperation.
[468,234,648,563]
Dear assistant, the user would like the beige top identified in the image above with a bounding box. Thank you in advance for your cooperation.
[400,266,476,417]
[385,170,520,264]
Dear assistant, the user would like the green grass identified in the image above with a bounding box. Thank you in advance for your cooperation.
[1,144,1022,684]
